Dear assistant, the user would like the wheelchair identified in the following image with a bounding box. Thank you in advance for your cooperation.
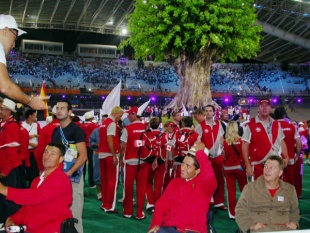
[60,218,78,233]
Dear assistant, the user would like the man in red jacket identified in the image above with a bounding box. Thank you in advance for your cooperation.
[98,106,124,213]
[242,98,289,180]
[148,142,217,233]
[1,142,73,233]
[120,106,147,220]
[0,98,22,225]
[195,105,226,209]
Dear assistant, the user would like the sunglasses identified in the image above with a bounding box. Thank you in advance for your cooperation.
[9,29,18,42]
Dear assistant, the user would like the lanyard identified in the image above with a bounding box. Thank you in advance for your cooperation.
[59,127,69,148]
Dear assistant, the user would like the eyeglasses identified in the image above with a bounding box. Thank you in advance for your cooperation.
[9,29,18,42]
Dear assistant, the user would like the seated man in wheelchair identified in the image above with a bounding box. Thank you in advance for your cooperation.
[148,142,217,233]
[0,142,73,233]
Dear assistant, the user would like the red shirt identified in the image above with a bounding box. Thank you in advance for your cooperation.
[8,164,72,233]
[278,120,298,159]
[150,150,217,233]
[0,117,22,176]
[98,117,120,154]
[223,138,243,168]
[80,121,97,147]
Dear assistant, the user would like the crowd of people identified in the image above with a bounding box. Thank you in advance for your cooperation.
[5,52,310,95]
[0,95,309,232]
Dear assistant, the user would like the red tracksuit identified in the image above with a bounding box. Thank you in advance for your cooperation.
[122,121,148,218]
[223,139,247,218]
[247,118,280,179]
[200,120,225,207]
[98,117,120,211]
[162,131,176,191]
[278,120,299,188]
[146,130,167,206]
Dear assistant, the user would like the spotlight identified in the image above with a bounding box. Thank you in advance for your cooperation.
[297,98,302,103]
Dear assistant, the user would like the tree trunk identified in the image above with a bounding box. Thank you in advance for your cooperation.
[165,50,215,110]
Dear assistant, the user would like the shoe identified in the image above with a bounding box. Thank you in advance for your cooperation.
[146,207,155,214]
[123,214,132,219]
[215,205,228,210]
[89,184,96,189]
[136,214,146,220]
[0,223,4,231]
[97,193,102,200]
[105,210,118,214]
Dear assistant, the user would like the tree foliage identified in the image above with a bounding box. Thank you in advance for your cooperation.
[122,0,262,108]
[124,0,261,63]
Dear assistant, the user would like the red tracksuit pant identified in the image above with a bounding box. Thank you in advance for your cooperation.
[99,156,119,211]
[146,163,166,205]
[209,155,225,206]
[224,169,247,218]
[123,162,148,218]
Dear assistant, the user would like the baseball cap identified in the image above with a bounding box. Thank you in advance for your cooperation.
[259,98,271,105]
[0,15,26,36]
[126,106,138,115]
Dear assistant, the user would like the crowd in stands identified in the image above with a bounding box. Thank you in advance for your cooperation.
[6,53,310,95]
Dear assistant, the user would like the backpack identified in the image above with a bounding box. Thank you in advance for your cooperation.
[174,130,194,163]
[139,129,162,164]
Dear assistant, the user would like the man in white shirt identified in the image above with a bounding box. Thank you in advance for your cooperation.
[0,14,46,110]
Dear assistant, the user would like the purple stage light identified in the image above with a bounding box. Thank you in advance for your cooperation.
[272,98,277,103]
[151,97,156,101]
[297,98,302,103]
[62,94,66,99]
[249,98,254,103]
[127,96,131,100]
[224,98,229,103]
[101,96,105,100]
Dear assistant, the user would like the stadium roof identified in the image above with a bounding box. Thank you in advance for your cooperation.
[0,0,309,63]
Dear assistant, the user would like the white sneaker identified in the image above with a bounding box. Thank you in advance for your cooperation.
[0,223,4,231]
[97,193,102,200]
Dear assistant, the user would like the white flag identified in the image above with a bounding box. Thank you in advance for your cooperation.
[101,80,121,116]
[138,99,151,116]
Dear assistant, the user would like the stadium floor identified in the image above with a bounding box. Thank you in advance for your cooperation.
[82,159,310,233]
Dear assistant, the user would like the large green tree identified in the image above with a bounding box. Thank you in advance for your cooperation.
[123,0,262,108]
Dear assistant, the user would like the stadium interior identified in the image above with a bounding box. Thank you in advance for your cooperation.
[1,0,310,232]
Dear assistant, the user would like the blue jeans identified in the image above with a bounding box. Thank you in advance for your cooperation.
[92,152,101,184]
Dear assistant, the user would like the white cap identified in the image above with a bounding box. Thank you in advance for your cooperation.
[0,15,26,36]
[84,110,94,120]
[2,98,16,112]
[46,116,53,124]
[49,105,57,115]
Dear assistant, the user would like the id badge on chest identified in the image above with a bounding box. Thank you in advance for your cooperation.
[64,144,78,162]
